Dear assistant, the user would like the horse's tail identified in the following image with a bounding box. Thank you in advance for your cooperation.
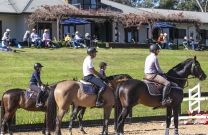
[114,82,123,131]
[1,93,7,131]
[46,85,57,132]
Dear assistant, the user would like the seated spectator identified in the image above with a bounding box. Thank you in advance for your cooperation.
[43,29,52,48]
[74,31,82,41]
[85,33,91,47]
[72,31,86,48]
[163,33,172,49]
[31,29,41,48]
[157,33,165,49]
[91,35,98,47]
[1,28,16,52]
[65,33,72,47]
[23,30,31,47]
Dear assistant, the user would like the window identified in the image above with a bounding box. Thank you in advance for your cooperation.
[206,30,208,39]
[0,21,2,40]
[125,28,138,43]
[63,25,75,39]
[176,29,186,38]
[37,23,52,39]
[71,0,97,9]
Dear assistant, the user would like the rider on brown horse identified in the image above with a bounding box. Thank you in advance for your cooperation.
[99,62,107,77]
[83,47,106,107]
[144,44,171,105]
[29,62,44,107]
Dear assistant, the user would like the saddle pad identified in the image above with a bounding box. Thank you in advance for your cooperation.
[26,90,37,98]
[142,80,163,96]
[80,83,96,95]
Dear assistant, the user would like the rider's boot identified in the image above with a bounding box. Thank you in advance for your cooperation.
[95,87,105,107]
[161,84,172,105]
[36,91,43,107]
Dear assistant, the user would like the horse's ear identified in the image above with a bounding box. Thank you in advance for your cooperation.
[194,55,197,61]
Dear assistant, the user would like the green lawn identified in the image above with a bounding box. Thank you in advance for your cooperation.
[0,47,208,124]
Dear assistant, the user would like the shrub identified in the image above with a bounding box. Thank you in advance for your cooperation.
[178,44,184,50]
[97,42,106,48]
[52,40,63,47]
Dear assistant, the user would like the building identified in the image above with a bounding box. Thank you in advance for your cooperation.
[0,0,208,46]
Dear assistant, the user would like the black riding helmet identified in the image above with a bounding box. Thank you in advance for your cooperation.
[34,63,43,70]
[99,62,107,68]
[87,47,98,54]
[149,44,160,52]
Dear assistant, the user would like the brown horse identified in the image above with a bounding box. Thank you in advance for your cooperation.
[114,56,207,135]
[0,81,64,135]
[46,74,133,135]
[68,74,133,135]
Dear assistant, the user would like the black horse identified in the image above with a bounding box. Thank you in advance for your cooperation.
[114,56,206,135]
[0,81,64,135]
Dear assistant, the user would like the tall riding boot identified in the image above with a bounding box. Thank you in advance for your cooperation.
[36,91,43,107]
[161,84,172,105]
[96,88,105,107]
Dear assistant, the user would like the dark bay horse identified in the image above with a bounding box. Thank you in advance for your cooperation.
[46,74,133,135]
[68,74,133,135]
[0,81,63,135]
[115,56,207,135]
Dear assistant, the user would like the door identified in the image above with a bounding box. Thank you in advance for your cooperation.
[37,23,52,40]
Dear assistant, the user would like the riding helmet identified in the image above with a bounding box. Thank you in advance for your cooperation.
[34,63,43,70]
[87,47,98,54]
[149,44,160,52]
[99,62,107,68]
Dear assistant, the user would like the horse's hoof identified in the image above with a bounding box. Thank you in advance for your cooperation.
[81,130,87,134]
[9,131,13,135]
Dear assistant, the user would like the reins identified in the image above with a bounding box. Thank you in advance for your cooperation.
[166,75,196,88]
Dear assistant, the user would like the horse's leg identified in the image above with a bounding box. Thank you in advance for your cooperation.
[116,107,130,135]
[165,107,173,135]
[77,107,86,134]
[55,109,66,135]
[102,106,113,135]
[68,104,83,135]
[173,104,180,135]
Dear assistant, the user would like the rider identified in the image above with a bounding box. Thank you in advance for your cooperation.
[144,44,171,105]
[99,62,107,77]
[29,63,44,107]
[83,47,106,107]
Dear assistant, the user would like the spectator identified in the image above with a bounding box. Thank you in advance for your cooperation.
[85,33,91,47]
[43,29,52,48]
[31,29,41,48]
[23,30,31,47]
[74,31,82,41]
[65,33,72,47]
[91,35,98,47]
[163,33,172,49]
[157,33,165,49]
[72,31,86,48]
[1,29,16,52]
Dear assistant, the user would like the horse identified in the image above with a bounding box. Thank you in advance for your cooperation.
[68,74,133,135]
[46,74,133,135]
[0,81,64,135]
[114,56,207,135]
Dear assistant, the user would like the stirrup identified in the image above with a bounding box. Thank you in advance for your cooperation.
[95,102,105,107]
[161,98,172,105]
[36,102,43,107]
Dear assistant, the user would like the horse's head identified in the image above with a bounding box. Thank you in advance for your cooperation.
[104,74,133,90]
[190,56,206,81]
[42,83,51,95]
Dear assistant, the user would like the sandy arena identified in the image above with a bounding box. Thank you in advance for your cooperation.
[12,121,208,135]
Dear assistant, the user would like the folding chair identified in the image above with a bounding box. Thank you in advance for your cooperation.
[183,41,191,50]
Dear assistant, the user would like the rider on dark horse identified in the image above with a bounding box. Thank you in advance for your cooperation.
[144,44,171,105]
[83,47,106,107]
[29,62,44,107]
[99,62,107,77]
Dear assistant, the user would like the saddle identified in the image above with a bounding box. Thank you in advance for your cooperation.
[79,80,99,95]
[26,89,38,98]
[142,78,167,96]
[142,78,180,96]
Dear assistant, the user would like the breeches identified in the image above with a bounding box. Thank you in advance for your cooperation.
[84,75,106,89]
[29,84,42,92]
[146,74,170,86]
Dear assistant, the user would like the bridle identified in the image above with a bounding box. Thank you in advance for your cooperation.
[166,62,201,88]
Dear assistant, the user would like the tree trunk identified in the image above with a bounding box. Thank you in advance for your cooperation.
[195,0,204,12]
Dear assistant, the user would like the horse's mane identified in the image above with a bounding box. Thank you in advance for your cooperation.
[106,74,133,80]
[167,58,193,73]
